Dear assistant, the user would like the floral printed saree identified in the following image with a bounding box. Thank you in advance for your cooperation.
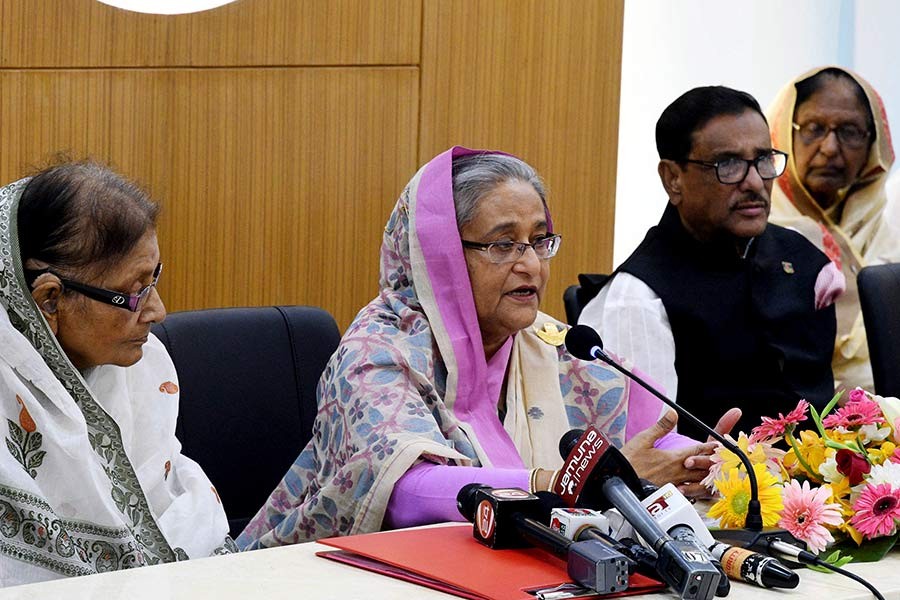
[238,148,642,549]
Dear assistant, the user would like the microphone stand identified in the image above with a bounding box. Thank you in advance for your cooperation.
[587,346,762,531]
[566,325,802,553]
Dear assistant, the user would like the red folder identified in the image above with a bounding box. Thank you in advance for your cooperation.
[317,523,666,600]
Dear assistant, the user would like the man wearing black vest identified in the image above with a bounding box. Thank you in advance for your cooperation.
[579,86,844,441]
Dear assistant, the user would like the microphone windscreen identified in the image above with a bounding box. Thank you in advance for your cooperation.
[456,483,490,521]
[533,491,568,521]
[559,428,585,460]
[564,325,604,361]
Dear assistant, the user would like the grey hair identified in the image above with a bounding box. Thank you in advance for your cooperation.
[451,154,546,229]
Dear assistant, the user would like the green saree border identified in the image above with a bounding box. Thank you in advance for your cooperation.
[0,180,177,569]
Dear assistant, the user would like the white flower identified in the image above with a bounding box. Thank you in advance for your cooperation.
[819,455,840,483]
[858,424,892,443]
[876,394,900,442]
[866,462,900,487]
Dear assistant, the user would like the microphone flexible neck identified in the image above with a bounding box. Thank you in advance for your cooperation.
[589,346,763,530]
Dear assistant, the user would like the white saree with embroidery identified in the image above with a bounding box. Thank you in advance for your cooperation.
[0,179,234,587]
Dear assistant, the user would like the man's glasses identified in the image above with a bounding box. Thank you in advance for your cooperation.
[30,263,163,312]
[461,234,562,264]
[683,150,788,185]
[792,121,871,149]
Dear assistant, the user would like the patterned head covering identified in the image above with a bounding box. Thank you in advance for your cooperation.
[768,66,899,390]
[238,147,631,548]
[0,177,231,585]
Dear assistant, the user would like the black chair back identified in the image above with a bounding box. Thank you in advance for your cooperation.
[858,264,900,397]
[151,305,341,537]
[563,273,611,325]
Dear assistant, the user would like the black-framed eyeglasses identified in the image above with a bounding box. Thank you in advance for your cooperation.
[461,234,561,264]
[683,150,788,184]
[792,121,871,149]
[30,263,163,312]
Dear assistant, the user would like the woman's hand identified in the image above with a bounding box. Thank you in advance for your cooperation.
[621,407,741,498]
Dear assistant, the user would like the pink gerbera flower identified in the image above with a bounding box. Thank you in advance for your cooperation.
[750,400,809,443]
[850,483,900,540]
[778,480,842,553]
[823,399,886,430]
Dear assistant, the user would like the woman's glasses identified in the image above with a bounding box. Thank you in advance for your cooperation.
[29,263,163,312]
[792,121,871,149]
[682,150,788,185]
[461,235,561,264]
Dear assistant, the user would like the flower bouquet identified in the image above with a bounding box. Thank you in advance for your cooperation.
[705,388,900,563]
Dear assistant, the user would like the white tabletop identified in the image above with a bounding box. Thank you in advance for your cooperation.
[0,537,897,599]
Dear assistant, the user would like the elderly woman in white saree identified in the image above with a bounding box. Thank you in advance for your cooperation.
[238,148,739,549]
[768,66,898,391]
[0,163,233,587]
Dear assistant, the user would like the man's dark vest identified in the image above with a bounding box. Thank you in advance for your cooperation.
[616,203,836,440]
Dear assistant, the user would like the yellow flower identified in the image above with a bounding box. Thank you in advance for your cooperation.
[783,429,827,479]
[868,441,897,465]
[708,464,783,529]
[717,432,770,473]
[828,429,857,445]
[840,521,865,546]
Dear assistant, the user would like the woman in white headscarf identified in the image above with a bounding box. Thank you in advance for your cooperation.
[0,162,233,587]
[768,66,898,391]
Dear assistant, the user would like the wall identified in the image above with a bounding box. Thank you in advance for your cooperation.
[0,0,624,329]
[614,0,900,264]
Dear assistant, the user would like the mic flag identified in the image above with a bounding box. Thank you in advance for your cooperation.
[555,425,644,509]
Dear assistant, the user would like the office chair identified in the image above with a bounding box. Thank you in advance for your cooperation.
[858,263,900,398]
[563,273,610,325]
[152,305,341,537]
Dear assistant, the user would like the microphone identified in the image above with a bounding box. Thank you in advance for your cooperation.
[708,543,799,589]
[549,507,662,583]
[641,484,729,597]
[456,484,631,593]
[556,427,721,600]
[564,324,802,550]
[643,483,797,589]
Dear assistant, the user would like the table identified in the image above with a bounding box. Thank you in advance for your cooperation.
[1,535,898,599]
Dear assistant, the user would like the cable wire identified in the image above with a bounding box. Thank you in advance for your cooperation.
[808,558,885,600]
[767,540,884,600]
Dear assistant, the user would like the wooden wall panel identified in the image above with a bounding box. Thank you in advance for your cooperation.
[0,0,623,331]
[0,68,419,328]
[0,0,420,67]
[419,0,624,322]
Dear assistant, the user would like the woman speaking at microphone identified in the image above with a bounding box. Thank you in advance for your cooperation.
[238,148,740,549]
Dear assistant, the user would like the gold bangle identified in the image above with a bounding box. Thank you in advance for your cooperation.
[529,468,539,493]
[548,469,559,493]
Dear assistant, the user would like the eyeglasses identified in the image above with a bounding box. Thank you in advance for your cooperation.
[792,121,871,149]
[30,263,163,312]
[461,234,561,264]
[683,150,788,184]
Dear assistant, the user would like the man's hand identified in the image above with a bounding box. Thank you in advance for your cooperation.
[678,407,741,497]
[622,407,741,498]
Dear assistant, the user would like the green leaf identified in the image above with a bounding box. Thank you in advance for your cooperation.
[809,404,828,437]
[806,549,855,572]
[832,532,899,563]
[7,419,22,446]
[26,450,46,470]
[821,390,844,419]
[5,437,23,464]
[25,431,42,454]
